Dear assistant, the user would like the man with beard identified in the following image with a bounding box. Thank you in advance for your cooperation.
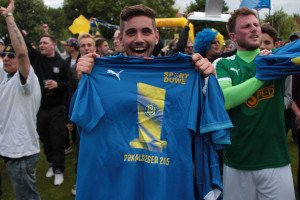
[215,7,295,200]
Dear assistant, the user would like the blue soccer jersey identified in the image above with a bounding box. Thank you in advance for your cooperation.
[71,53,232,200]
[255,39,300,80]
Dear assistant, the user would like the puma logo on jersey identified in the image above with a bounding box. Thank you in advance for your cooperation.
[107,69,123,80]
[230,68,240,75]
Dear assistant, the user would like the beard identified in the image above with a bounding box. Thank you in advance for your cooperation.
[237,39,260,51]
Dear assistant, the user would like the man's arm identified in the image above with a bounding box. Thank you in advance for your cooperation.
[1,0,30,81]
[219,77,264,110]
[176,22,190,53]
[76,53,216,79]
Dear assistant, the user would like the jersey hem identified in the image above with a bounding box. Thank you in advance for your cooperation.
[224,160,291,171]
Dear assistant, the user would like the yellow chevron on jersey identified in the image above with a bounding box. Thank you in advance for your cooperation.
[130,83,167,152]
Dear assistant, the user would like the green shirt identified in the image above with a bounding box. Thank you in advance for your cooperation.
[216,52,290,170]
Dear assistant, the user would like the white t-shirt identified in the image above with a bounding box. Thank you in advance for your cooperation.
[0,61,4,82]
[0,66,41,158]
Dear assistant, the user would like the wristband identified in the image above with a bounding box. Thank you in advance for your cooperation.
[3,13,13,18]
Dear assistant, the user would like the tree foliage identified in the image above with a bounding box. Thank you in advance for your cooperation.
[63,0,177,39]
[263,9,300,40]
[0,0,70,45]
[0,0,299,47]
[0,0,47,43]
[63,0,89,25]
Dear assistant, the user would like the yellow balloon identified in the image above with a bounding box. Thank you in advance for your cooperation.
[69,15,90,34]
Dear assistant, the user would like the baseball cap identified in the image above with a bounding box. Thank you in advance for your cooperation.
[3,44,14,53]
[289,31,300,41]
[61,37,78,47]
[1,44,15,59]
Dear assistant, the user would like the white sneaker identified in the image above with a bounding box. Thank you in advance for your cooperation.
[65,146,73,155]
[71,184,76,196]
[54,171,64,186]
[46,167,54,178]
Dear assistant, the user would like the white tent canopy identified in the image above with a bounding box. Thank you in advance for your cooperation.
[188,0,231,22]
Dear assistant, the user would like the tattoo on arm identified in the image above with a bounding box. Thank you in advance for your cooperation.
[7,20,24,47]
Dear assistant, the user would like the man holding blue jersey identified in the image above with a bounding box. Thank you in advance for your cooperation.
[215,7,295,200]
[77,5,215,77]
[74,4,221,200]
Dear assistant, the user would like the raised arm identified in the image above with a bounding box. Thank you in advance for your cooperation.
[0,0,30,80]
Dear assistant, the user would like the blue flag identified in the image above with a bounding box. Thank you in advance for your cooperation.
[240,0,270,9]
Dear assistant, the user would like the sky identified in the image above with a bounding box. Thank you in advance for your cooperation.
[43,0,300,15]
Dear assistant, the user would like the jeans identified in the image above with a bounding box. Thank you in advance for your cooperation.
[4,153,40,200]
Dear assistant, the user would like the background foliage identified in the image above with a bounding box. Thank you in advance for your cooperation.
[0,0,298,47]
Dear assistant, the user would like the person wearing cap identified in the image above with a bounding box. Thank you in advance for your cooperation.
[0,0,41,199]
[21,9,70,188]
[62,37,80,155]
[0,38,5,53]
[290,31,300,42]
[0,38,4,63]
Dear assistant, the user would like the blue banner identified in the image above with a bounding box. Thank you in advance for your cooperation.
[240,0,270,9]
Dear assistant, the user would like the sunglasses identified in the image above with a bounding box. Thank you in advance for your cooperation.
[1,52,16,59]
[211,41,219,45]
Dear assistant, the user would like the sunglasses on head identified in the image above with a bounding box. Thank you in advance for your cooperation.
[1,52,16,59]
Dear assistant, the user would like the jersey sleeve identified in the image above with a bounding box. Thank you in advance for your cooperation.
[187,73,200,132]
[199,75,233,136]
[70,75,105,132]
[215,59,232,84]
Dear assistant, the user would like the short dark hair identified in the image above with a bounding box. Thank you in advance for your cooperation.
[41,34,57,44]
[261,23,278,44]
[227,7,258,34]
[120,4,156,33]
[95,37,107,48]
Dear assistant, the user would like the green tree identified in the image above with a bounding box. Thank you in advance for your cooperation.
[63,0,178,39]
[0,0,48,42]
[63,0,89,25]
[0,0,69,45]
[43,7,69,44]
[185,0,230,39]
[264,9,300,41]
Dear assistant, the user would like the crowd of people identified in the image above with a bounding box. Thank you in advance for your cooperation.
[1,0,300,199]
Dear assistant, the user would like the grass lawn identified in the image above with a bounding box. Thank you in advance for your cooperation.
[0,142,77,200]
[287,132,299,200]
[1,134,299,200]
